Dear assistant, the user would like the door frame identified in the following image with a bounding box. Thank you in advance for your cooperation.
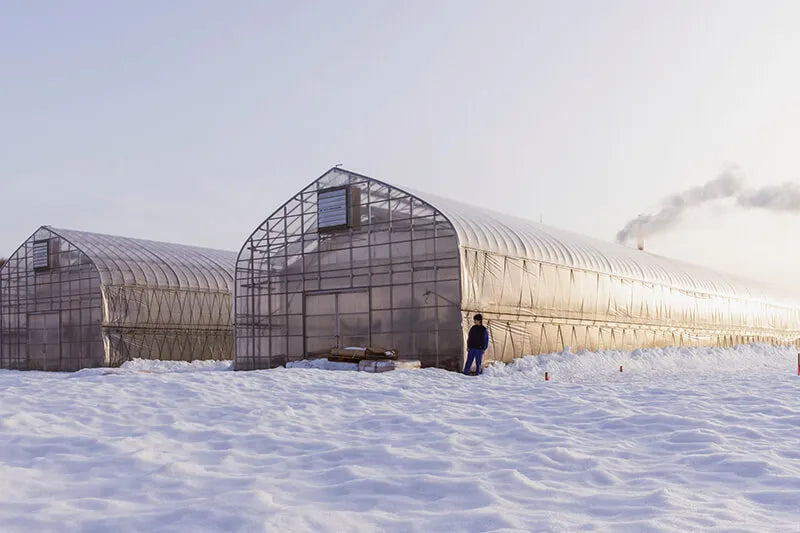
[302,288,371,356]
[27,311,62,370]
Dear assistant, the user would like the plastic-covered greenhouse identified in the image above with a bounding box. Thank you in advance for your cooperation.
[235,168,800,371]
[0,226,236,371]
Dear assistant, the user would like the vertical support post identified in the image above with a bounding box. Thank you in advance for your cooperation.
[620,365,623,372]
[544,371,549,381]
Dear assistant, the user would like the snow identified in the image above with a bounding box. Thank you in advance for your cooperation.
[1,344,799,532]
[72,358,234,376]
[286,358,358,371]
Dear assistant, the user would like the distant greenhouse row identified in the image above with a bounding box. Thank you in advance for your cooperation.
[2,167,800,371]
[0,227,235,371]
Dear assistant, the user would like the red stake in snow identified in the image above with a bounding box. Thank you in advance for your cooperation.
[545,371,549,381]
[620,365,623,373]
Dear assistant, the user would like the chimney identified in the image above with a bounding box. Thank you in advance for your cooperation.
[636,236,644,251]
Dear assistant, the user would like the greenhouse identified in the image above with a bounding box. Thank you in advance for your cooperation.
[0,226,236,371]
[235,168,800,371]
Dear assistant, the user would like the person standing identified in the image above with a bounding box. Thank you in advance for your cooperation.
[464,313,489,375]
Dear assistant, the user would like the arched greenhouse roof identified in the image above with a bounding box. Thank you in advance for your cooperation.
[45,227,237,292]
[330,168,800,307]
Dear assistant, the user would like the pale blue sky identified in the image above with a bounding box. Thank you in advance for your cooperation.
[2,1,800,289]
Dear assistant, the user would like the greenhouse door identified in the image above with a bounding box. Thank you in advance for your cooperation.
[304,290,370,357]
[27,312,61,370]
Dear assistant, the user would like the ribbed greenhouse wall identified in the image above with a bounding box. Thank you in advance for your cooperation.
[236,170,463,370]
[461,249,800,364]
[101,285,233,365]
[0,227,236,371]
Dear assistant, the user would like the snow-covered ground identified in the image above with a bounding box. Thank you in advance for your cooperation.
[1,344,799,532]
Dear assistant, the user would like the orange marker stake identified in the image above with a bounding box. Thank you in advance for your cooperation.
[620,365,623,373]
[545,371,549,381]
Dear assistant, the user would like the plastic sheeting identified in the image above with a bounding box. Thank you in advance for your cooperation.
[0,227,236,370]
[53,228,234,291]
[236,168,800,370]
[417,191,800,364]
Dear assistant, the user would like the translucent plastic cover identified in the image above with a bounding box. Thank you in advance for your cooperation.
[0,227,236,370]
[236,168,800,370]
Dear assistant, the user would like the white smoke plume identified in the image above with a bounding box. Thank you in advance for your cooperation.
[616,167,800,245]
[737,182,800,212]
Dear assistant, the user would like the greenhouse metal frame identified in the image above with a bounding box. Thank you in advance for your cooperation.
[236,168,800,371]
[0,227,237,371]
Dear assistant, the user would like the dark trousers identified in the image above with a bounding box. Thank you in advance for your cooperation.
[464,349,484,374]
